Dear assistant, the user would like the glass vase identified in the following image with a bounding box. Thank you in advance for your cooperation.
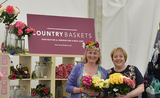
[10,85,15,98]
[40,62,47,78]
[15,36,25,50]
[10,28,17,49]
[55,83,63,98]
[35,61,41,78]
[4,25,10,48]
[21,85,26,98]
[15,85,21,98]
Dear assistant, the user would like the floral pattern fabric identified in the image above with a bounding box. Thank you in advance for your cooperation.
[81,65,101,98]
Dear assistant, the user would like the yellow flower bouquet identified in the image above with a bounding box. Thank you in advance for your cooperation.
[105,73,135,97]
[79,76,109,93]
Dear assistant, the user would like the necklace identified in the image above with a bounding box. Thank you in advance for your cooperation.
[86,65,97,75]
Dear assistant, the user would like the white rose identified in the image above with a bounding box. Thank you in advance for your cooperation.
[0,6,5,13]
[13,7,19,15]
[113,88,118,92]
[82,42,85,48]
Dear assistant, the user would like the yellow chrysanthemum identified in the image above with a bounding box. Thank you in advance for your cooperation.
[89,41,95,47]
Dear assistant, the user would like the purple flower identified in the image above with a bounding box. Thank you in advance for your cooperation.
[44,57,49,62]
[4,48,7,52]
[10,50,15,55]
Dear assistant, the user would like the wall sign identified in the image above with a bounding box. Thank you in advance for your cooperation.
[27,14,95,55]
[1,55,8,95]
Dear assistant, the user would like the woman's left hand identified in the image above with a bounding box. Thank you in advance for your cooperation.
[87,89,99,96]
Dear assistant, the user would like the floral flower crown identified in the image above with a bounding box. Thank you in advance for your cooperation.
[82,41,100,49]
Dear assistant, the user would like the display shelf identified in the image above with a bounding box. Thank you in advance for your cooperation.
[0,53,83,98]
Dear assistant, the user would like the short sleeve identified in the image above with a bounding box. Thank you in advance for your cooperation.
[135,66,145,87]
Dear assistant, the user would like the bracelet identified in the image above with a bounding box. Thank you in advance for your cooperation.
[79,88,82,93]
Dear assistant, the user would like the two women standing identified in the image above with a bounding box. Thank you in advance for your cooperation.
[66,41,144,98]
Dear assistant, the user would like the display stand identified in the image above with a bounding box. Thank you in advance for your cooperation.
[0,53,83,98]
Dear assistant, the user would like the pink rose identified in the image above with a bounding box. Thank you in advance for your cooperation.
[6,5,15,14]
[15,21,25,29]
[0,72,3,79]
[82,76,92,88]
[30,27,35,34]
[0,5,2,8]
[25,28,31,34]
[18,29,23,36]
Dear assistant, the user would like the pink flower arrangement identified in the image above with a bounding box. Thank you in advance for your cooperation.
[9,21,35,39]
[81,76,92,88]
[55,63,74,79]
[0,5,20,26]
[122,76,135,88]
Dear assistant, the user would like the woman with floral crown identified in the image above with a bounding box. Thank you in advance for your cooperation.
[66,41,108,98]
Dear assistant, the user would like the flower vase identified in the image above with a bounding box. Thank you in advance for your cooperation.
[10,85,15,98]
[4,25,10,48]
[10,27,17,49]
[15,36,25,50]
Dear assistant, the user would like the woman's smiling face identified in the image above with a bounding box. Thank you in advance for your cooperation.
[112,51,126,67]
[86,49,100,63]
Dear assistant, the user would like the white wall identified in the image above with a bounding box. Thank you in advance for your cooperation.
[102,0,160,76]
[0,0,88,87]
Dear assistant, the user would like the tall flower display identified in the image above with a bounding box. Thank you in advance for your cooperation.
[9,21,35,40]
[105,73,135,97]
[0,5,20,26]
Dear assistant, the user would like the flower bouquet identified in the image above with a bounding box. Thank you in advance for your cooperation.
[8,64,30,80]
[79,75,108,96]
[9,21,35,40]
[31,84,53,98]
[106,73,135,97]
[0,5,20,26]
[55,63,74,79]
[43,57,53,68]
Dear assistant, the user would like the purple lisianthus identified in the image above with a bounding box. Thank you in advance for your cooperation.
[95,41,99,48]
[10,50,15,55]
[4,48,7,52]
[44,57,49,62]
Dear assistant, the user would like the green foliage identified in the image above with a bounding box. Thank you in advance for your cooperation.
[0,11,17,26]
[107,84,131,97]
[32,71,37,79]
[4,45,28,55]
